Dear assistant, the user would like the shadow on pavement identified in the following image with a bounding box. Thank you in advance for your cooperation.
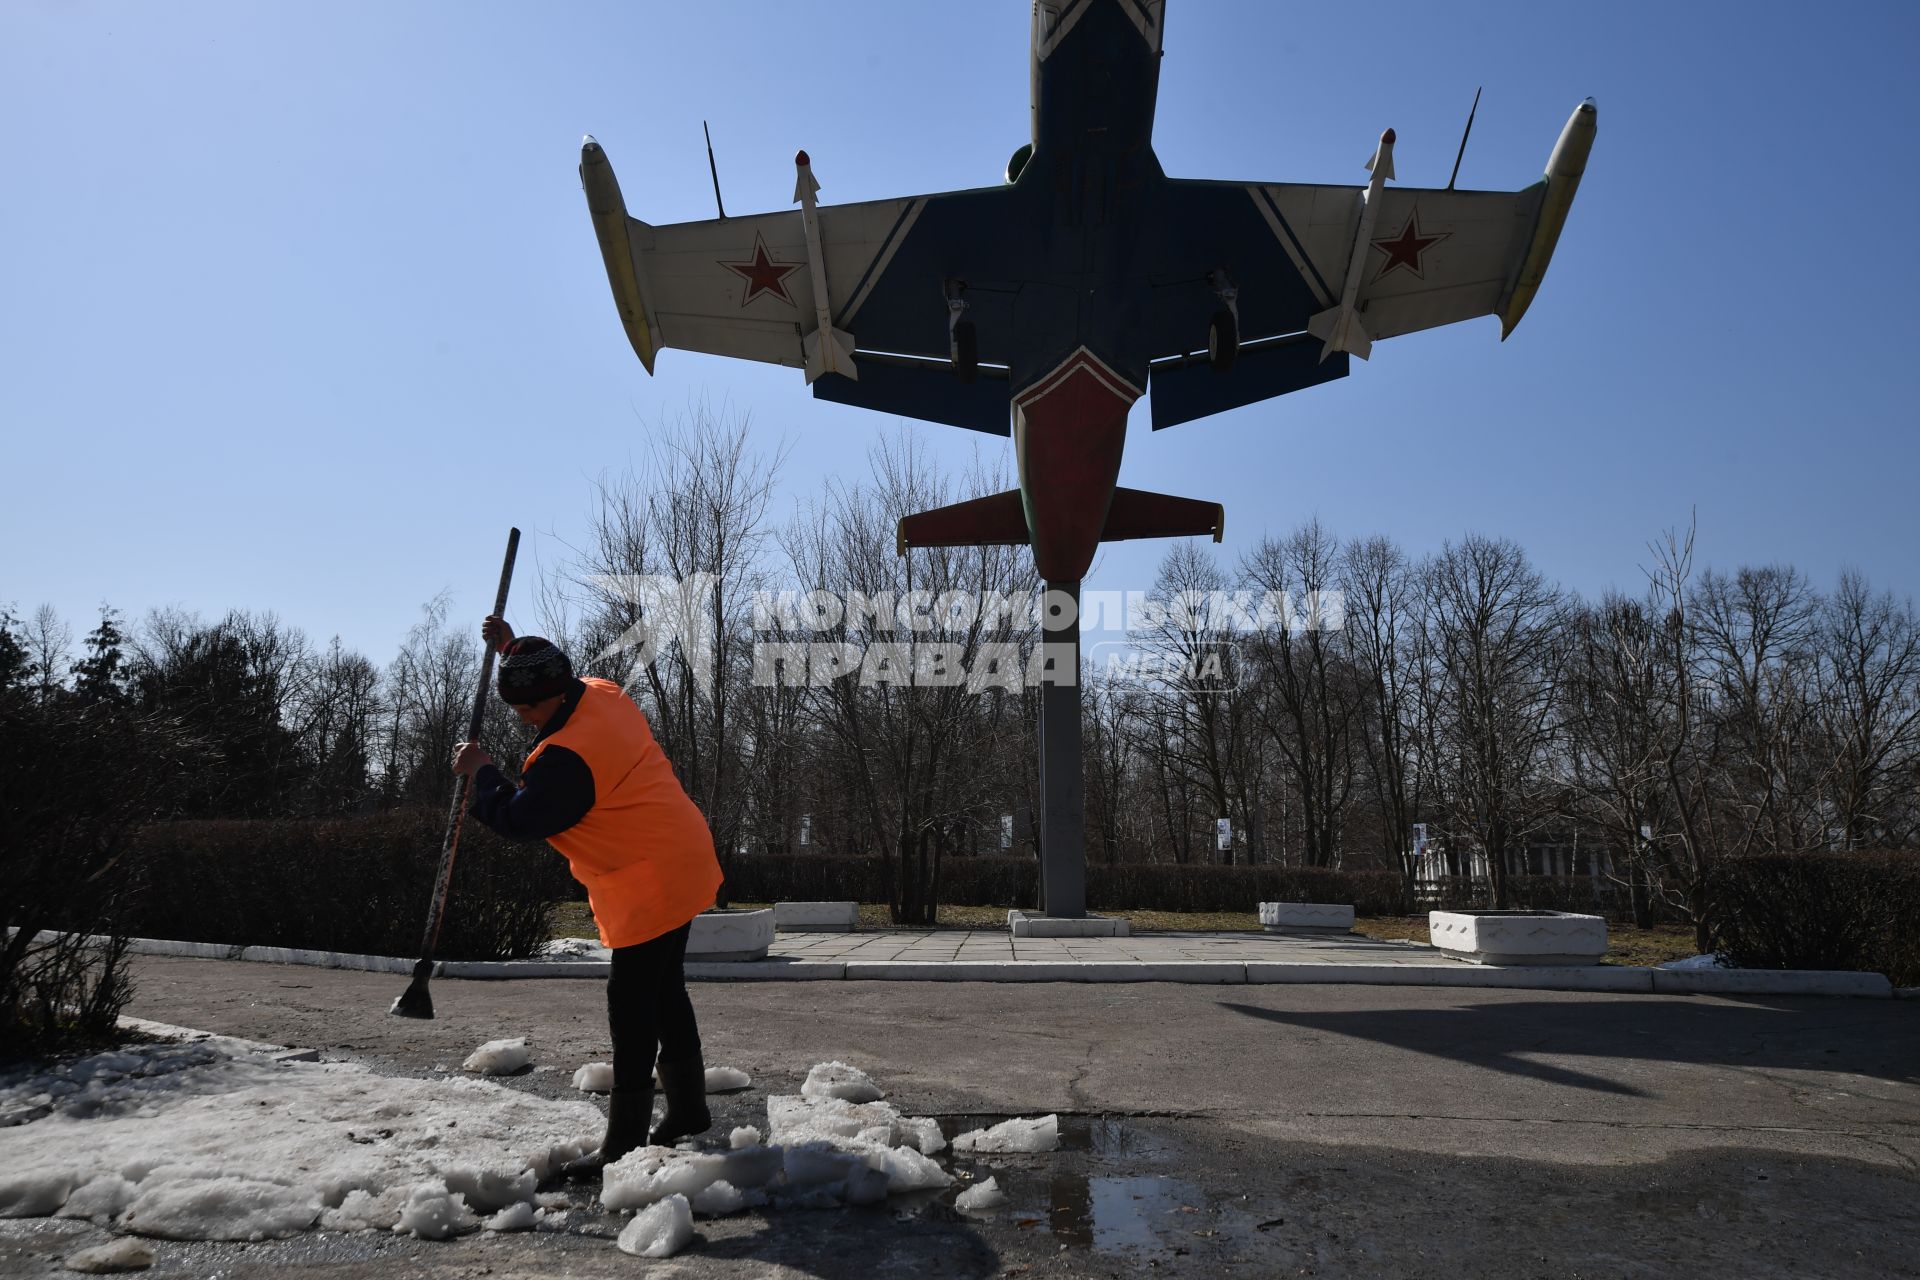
[1218,994,1920,1094]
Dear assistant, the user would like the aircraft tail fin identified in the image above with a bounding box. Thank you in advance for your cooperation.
[1101,487,1225,544]
[897,488,1030,555]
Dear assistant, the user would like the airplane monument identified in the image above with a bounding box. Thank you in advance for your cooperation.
[579,0,1595,920]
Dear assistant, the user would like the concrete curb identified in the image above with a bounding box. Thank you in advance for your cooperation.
[1651,969,1894,998]
[118,1014,319,1062]
[842,960,1245,983]
[71,932,1898,996]
[1246,962,1655,992]
[688,960,848,981]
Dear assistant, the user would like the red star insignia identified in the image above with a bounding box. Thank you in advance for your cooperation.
[719,234,802,308]
[1370,210,1450,282]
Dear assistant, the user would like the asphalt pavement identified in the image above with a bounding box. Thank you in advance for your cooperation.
[3,954,1915,1279]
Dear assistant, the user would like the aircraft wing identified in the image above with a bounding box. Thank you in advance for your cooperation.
[583,138,1018,433]
[1144,100,1594,429]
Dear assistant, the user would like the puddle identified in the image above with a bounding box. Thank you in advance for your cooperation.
[1046,1173,1205,1251]
[914,1113,1253,1258]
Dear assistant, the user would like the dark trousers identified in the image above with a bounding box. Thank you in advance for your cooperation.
[607,921,701,1092]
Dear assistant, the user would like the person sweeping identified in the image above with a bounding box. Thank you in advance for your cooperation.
[451,618,722,1174]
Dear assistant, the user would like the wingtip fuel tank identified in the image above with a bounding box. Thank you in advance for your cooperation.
[579,136,659,374]
[1499,99,1597,339]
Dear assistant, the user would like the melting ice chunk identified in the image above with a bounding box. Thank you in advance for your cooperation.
[800,1061,883,1103]
[461,1038,531,1076]
[952,1115,1060,1154]
[616,1193,694,1258]
[704,1066,752,1092]
[391,1181,479,1240]
[955,1175,1007,1212]
[483,1201,538,1231]
[63,1238,155,1273]
[571,1062,614,1093]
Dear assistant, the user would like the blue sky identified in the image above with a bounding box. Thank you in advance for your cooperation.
[3,0,1916,660]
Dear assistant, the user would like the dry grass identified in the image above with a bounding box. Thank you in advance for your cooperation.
[552,900,1700,966]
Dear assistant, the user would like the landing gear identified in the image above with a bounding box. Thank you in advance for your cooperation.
[1207,269,1240,373]
[951,321,978,383]
[947,280,977,382]
[1208,308,1238,372]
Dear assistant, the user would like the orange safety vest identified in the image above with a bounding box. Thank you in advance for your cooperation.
[525,678,721,948]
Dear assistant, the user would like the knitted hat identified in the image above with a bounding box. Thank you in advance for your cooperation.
[497,637,574,705]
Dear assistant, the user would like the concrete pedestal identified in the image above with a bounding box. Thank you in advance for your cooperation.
[1008,909,1130,938]
[1259,902,1355,933]
[774,901,859,932]
[1429,909,1606,966]
[688,908,773,961]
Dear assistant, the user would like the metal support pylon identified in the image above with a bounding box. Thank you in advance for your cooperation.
[1037,580,1085,918]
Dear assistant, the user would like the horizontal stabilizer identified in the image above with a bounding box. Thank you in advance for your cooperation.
[897,488,1030,555]
[1102,487,1224,544]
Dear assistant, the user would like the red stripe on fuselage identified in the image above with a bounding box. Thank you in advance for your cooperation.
[1014,349,1142,582]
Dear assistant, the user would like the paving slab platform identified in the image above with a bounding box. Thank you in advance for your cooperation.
[85,929,1896,997]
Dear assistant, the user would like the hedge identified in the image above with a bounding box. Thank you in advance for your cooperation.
[1711,852,1920,986]
[720,854,1408,915]
[121,809,575,961]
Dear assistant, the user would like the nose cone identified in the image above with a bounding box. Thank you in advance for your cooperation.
[581,134,604,161]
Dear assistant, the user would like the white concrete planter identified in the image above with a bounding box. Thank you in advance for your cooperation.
[1258,902,1354,933]
[774,901,859,932]
[687,908,773,961]
[1428,910,1607,966]
[1007,910,1131,938]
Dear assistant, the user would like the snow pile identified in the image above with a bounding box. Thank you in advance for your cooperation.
[764,1092,950,1194]
[0,1040,599,1241]
[1660,954,1730,970]
[393,1181,479,1240]
[953,1114,1059,1154]
[767,1094,945,1157]
[462,1038,531,1075]
[545,938,603,959]
[595,1064,951,1218]
[571,1062,615,1093]
[704,1066,752,1093]
[955,1175,1007,1212]
[615,1193,694,1258]
[63,1237,154,1273]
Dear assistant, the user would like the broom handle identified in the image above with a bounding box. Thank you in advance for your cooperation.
[417,527,520,961]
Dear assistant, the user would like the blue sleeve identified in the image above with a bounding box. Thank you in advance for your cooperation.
[469,747,596,842]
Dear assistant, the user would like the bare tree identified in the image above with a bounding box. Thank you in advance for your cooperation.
[1691,564,1822,856]
[1242,520,1359,868]
[1814,571,1920,849]
[1135,543,1253,864]
[1418,534,1567,907]
[1341,534,1423,897]
[384,595,480,810]
[782,434,1035,921]
[24,604,72,704]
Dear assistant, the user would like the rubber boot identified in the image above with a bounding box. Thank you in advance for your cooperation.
[649,1053,712,1146]
[560,1086,654,1181]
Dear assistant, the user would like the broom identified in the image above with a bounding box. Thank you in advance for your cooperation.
[390,526,520,1018]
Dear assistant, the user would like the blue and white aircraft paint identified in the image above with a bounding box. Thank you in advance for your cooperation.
[581,0,1594,586]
